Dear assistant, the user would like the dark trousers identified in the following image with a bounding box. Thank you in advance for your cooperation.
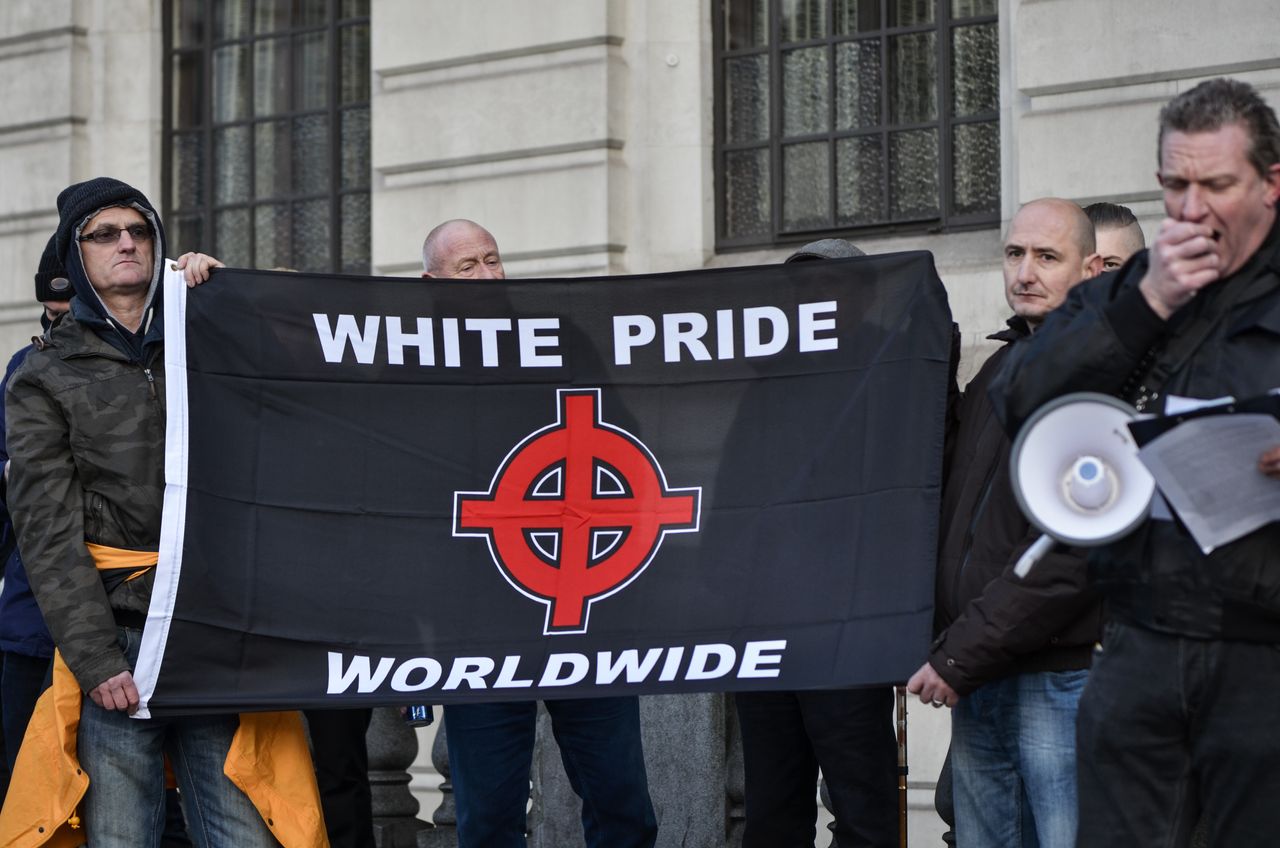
[443,697,657,848]
[0,651,52,805]
[1076,620,1280,847]
[305,708,375,848]
[935,748,956,846]
[1,651,50,773]
[735,687,897,848]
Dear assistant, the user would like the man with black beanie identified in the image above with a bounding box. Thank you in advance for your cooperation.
[0,177,326,847]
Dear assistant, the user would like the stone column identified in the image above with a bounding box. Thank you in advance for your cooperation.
[527,705,579,847]
[367,706,433,848]
[724,695,746,848]
[528,694,731,848]
[416,717,458,847]
[819,779,836,848]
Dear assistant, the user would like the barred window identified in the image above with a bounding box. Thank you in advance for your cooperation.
[163,0,371,274]
[714,0,999,248]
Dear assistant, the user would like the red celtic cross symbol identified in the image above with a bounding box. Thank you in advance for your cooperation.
[453,389,701,634]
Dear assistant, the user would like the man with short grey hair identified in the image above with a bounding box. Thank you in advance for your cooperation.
[422,219,505,280]
[993,77,1280,845]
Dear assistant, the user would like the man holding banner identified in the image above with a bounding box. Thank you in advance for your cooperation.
[0,178,324,847]
[422,219,660,848]
[110,203,953,843]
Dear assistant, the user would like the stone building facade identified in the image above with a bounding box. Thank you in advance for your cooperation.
[0,0,1276,844]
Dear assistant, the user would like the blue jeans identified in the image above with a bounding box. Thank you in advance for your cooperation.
[951,670,1087,848]
[1077,620,1280,846]
[443,697,657,848]
[77,627,275,848]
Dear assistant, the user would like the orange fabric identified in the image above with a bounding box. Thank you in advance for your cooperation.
[0,544,328,848]
[83,543,155,586]
[0,653,86,847]
[226,712,329,847]
[82,543,157,570]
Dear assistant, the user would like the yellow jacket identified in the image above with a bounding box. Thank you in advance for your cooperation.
[0,546,328,848]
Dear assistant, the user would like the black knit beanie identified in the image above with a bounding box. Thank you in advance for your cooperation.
[54,177,168,358]
[33,233,71,303]
[54,177,162,262]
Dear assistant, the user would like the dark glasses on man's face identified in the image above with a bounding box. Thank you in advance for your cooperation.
[78,223,153,246]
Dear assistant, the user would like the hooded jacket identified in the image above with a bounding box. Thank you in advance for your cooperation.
[5,195,167,691]
[1,184,325,847]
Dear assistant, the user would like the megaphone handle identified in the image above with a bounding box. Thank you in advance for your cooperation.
[1014,533,1055,578]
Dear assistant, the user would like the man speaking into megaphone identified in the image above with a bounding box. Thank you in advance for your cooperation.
[991,78,1280,847]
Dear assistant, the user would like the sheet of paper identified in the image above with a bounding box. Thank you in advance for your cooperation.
[1163,394,1234,415]
[1138,413,1280,553]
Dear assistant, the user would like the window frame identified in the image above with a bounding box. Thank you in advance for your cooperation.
[712,0,1000,251]
[160,0,371,273]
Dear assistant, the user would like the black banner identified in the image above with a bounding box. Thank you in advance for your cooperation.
[136,253,951,714]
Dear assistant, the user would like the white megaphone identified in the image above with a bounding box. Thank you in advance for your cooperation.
[1009,392,1155,577]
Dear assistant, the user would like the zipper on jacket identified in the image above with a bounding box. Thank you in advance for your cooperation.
[100,308,159,401]
[65,348,160,402]
[90,493,104,539]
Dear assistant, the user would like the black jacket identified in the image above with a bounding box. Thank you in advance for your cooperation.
[990,215,1280,641]
[929,319,1100,695]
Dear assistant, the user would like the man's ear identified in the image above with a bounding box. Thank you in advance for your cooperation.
[1083,252,1103,279]
[1263,162,1280,208]
[421,271,435,279]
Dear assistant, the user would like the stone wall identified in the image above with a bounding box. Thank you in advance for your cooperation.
[0,0,163,354]
[0,2,1277,842]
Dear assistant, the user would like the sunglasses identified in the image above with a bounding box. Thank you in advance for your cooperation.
[77,223,153,246]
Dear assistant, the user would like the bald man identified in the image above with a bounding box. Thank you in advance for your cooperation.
[420,219,658,848]
[907,199,1102,848]
[421,219,506,280]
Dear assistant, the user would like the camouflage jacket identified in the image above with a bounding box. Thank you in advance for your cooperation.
[5,310,165,692]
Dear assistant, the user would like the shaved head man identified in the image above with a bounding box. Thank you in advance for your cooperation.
[1002,198,1102,328]
[421,219,505,280]
[908,197,1102,847]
